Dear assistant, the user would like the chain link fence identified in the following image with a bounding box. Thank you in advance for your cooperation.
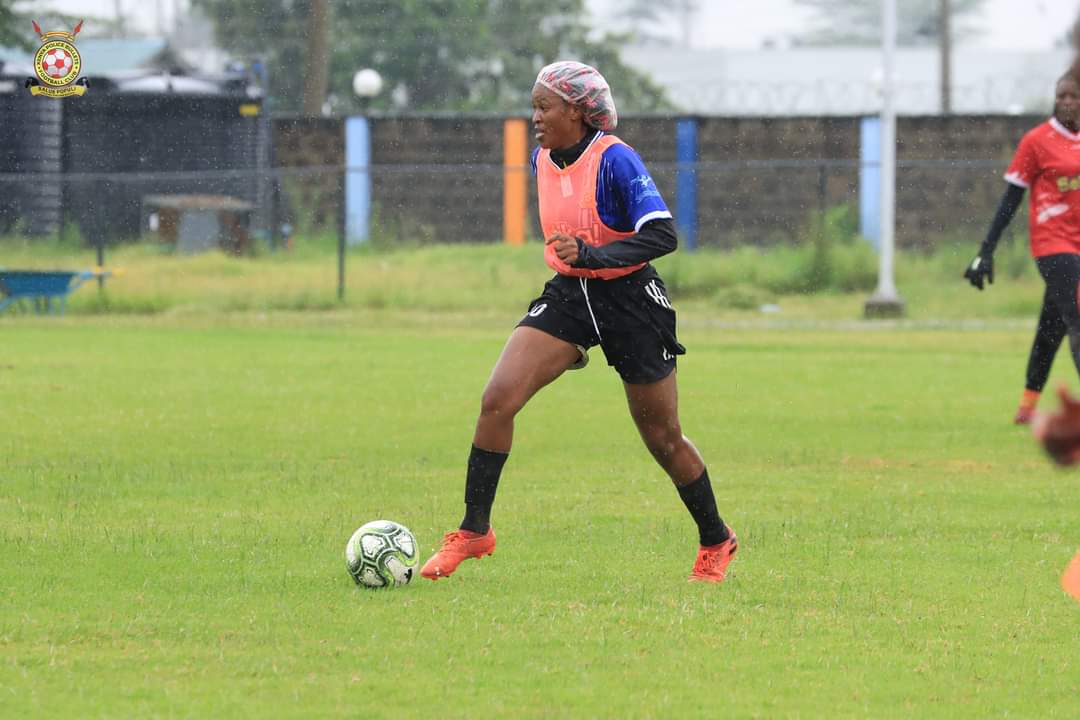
[0,156,1022,256]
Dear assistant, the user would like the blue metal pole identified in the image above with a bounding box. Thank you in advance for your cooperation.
[675,118,698,252]
[859,116,882,249]
[344,116,371,244]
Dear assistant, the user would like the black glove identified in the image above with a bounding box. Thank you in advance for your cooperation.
[963,252,994,290]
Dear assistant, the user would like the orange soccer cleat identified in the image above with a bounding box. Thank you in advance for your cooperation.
[688,532,738,583]
[420,527,496,580]
[1014,389,1040,425]
[1063,550,1080,603]
[1014,406,1036,425]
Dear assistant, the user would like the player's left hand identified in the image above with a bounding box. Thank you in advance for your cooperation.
[1032,385,1080,466]
[546,233,580,264]
[963,252,994,290]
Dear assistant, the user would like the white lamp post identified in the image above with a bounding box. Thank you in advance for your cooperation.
[865,0,905,318]
[352,69,383,108]
[343,68,382,288]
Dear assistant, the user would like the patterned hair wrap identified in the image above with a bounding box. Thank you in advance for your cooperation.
[534,61,618,131]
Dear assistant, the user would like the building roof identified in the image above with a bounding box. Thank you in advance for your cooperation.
[0,37,194,77]
[0,36,251,96]
[624,46,1074,115]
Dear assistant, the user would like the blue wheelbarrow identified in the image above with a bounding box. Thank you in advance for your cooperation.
[0,268,115,315]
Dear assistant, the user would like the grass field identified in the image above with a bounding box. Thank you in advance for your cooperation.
[2,302,1079,718]
[0,232,1047,320]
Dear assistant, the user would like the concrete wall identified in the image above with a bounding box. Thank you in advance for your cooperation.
[272,116,343,231]
[371,117,505,243]
[0,96,1041,248]
[696,117,861,248]
[895,116,1034,248]
[269,113,1042,249]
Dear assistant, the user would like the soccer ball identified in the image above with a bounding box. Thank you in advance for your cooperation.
[345,520,419,588]
[42,49,72,79]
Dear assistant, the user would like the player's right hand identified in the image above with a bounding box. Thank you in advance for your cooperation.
[546,233,580,265]
[963,252,994,290]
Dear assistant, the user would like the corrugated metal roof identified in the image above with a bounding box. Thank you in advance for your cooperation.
[622,45,1074,115]
[0,37,179,75]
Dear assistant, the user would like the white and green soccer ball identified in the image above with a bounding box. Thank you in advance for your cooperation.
[345,520,419,588]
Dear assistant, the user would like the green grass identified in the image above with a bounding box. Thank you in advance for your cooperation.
[2,308,1079,718]
[0,233,1046,320]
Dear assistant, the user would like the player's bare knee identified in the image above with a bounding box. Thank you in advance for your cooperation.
[642,424,682,459]
[479,381,525,419]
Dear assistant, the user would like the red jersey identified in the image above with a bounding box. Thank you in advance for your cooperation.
[1005,117,1080,257]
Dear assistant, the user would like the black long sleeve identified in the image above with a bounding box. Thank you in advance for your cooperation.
[981,183,1026,255]
[571,218,678,269]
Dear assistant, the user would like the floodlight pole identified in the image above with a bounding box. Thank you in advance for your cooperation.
[865,0,906,318]
[939,0,952,114]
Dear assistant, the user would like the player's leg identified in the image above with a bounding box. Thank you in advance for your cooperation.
[460,326,581,532]
[473,326,582,453]
[1018,279,1067,424]
[1039,254,1080,386]
[623,371,704,484]
[422,325,584,580]
[597,268,736,582]
[622,372,737,583]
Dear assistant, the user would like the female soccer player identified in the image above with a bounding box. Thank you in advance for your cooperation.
[964,73,1080,424]
[420,61,737,584]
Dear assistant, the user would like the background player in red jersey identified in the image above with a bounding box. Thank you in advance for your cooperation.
[1030,385,1080,602]
[420,61,736,584]
[964,73,1080,424]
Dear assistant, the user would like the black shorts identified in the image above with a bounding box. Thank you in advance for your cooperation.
[1036,254,1080,329]
[516,265,686,384]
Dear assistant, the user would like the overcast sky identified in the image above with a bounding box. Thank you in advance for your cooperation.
[585,0,1078,50]
[23,0,1080,51]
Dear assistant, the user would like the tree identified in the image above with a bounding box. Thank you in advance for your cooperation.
[1,0,32,50]
[302,0,330,115]
[1,4,114,52]
[193,0,672,114]
[614,0,700,47]
[793,0,987,46]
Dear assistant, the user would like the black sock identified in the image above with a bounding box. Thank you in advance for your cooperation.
[676,469,730,546]
[459,445,508,534]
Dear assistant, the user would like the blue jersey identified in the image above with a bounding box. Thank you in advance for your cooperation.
[531,133,672,233]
